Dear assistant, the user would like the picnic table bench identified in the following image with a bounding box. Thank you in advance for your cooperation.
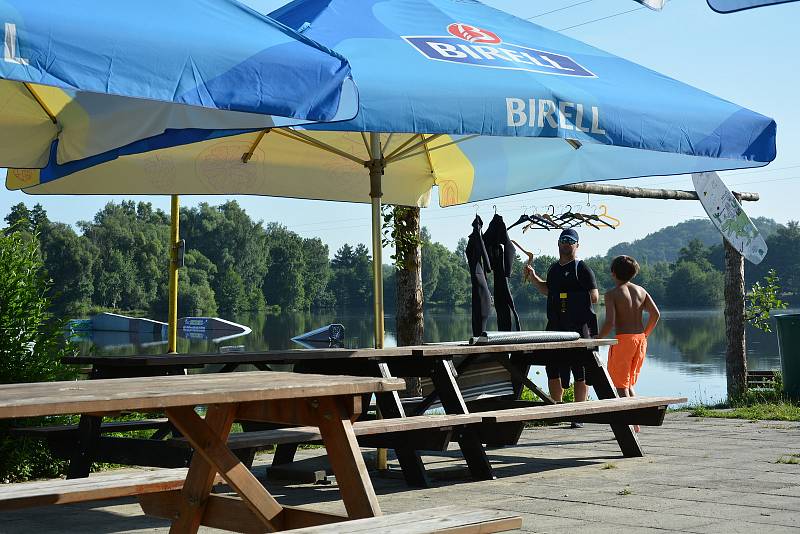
[56,340,686,489]
[0,370,522,533]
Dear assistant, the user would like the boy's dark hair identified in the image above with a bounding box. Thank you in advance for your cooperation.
[611,255,640,282]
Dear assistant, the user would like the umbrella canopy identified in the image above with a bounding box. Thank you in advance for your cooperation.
[707,0,798,12]
[8,0,776,203]
[0,0,357,172]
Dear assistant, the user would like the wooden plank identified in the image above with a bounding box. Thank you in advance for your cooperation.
[165,405,283,532]
[12,418,170,436]
[479,397,685,424]
[63,346,416,367]
[0,371,405,419]
[410,339,616,357]
[282,506,522,533]
[315,396,381,519]
[0,468,218,511]
[168,404,237,534]
[236,395,362,426]
[62,340,614,368]
[140,491,348,532]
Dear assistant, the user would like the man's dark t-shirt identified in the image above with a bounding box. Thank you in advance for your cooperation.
[545,260,598,338]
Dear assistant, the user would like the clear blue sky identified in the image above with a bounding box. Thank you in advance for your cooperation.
[2,0,797,259]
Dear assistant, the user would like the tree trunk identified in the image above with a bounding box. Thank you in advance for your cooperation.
[724,238,747,400]
[395,206,423,396]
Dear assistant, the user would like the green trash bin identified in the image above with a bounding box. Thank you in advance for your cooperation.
[775,313,800,400]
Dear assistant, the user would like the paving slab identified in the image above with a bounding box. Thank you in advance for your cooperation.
[2,412,800,533]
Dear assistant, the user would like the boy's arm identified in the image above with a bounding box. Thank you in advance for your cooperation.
[643,291,660,337]
[598,292,615,338]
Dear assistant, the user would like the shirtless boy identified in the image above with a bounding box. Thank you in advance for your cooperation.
[598,256,660,430]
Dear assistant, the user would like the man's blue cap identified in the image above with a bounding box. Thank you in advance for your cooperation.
[559,228,579,243]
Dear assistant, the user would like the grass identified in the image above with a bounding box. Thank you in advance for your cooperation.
[618,487,632,496]
[685,377,800,422]
[775,453,800,465]
[601,463,617,470]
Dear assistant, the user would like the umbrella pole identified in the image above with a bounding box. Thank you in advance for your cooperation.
[168,194,179,353]
[369,132,388,472]
[369,132,385,350]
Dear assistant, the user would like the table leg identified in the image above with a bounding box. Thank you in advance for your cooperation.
[316,396,382,519]
[66,414,101,479]
[165,404,284,533]
[374,363,429,488]
[585,350,644,457]
[430,359,494,481]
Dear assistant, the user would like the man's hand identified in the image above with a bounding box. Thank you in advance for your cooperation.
[524,264,535,283]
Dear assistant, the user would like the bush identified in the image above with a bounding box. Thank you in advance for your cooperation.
[0,230,77,481]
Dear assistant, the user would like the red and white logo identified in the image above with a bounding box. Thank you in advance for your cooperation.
[446,23,501,44]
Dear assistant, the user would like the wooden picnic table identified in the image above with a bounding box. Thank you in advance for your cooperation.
[0,371,405,532]
[61,339,621,486]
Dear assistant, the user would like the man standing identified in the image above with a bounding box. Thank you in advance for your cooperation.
[525,229,599,413]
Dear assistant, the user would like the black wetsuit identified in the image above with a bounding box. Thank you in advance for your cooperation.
[465,215,492,336]
[545,260,598,388]
[483,214,521,331]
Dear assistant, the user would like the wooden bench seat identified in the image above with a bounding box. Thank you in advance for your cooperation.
[478,396,686,425]
[11,418,171,438]
[0,467,216,511]
[283,506,521,533]
[169,413,482,451]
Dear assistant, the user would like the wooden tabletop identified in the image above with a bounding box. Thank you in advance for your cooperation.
[63,339,616,367]
[0,371,406,420]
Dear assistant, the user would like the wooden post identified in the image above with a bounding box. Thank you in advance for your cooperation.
[724,238,747,400]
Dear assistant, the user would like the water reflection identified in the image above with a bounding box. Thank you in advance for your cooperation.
[74,307,789,404]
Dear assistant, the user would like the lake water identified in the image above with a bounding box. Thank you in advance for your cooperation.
[73,308,790,405]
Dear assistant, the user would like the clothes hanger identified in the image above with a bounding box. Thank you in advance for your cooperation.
[597,204,621,228]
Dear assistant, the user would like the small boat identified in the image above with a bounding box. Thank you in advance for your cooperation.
[65,313,251,347]
[291,324,345,349]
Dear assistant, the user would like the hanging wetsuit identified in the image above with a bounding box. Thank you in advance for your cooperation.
[483,214,521,331]
[545,260,598,387]
[465,215,492,337]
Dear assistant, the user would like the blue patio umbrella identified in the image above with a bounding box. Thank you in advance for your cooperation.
[7,0,776,349]
[1,0,359,353]
[0,0,357,170]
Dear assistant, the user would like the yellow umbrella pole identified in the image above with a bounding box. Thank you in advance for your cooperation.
[369,132,385,350]
[369,132,388,471]
[168,194,180,354]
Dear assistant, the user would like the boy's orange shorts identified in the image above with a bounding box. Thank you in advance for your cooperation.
[608,333,647,389]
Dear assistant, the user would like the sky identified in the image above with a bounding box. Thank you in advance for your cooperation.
[1,0,798,260]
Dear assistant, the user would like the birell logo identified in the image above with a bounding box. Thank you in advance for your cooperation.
[403,23,595,78]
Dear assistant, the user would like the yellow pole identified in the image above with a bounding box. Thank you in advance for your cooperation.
[168,194,179,354]
[369,133,388,471]
[369,133,385,349]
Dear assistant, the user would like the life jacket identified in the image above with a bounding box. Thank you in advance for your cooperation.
[545,260,598,338]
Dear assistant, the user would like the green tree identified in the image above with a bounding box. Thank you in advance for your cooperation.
[216,268,247,315]
[302,237,332,309]
[666,261,723,307]
[263,234,305,311]
[38,222,95,315]
[177,250,218,316]
[0,230,76,482]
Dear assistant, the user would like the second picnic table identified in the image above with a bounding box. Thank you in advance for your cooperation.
[57,338,657,487]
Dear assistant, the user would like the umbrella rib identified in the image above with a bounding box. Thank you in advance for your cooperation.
[421,134,436,178]
[384,134,444,164]
[360,132,370,158]
[388,134,478,164]
[23,83,58,125]
[275,129,366,166]
[241,129,271,163]
[384,134,422,161]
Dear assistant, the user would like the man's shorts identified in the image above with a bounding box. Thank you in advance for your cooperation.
[608,333,647,389]
[545,348,589,389]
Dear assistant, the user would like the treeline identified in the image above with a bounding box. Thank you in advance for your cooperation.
[2,201,374,316]
[4,201,799,316]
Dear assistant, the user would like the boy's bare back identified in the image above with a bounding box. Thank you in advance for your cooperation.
[605,283,656,335]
